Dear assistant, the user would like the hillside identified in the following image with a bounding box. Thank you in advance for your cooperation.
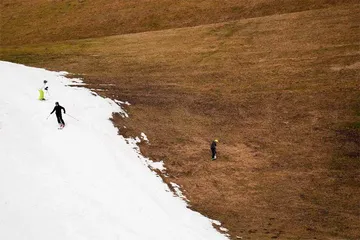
[1,1,360,239]
[0,61,227,239]
[0,0,357,45]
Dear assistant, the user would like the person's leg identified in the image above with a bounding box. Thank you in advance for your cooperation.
[38,89,44,100]
[56,114,61,124]
[211,148,216,159]
[60,116,65,126]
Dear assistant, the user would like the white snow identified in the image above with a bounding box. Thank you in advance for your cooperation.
[0,61,227,240]
[140,132,149,143]
[147,160,166,172]
[170,183,189,202]
[212,220,222,226]
[220,227,229,232]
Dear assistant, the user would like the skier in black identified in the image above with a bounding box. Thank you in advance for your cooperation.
[211,139,218,160]
[50,102,66,127]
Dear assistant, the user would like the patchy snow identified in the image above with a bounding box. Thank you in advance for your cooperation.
[147,160,166,172]
[115,99,131,106]
[0,61,227,240]
[114,100,129,118]
[170,183,190,202]
[140,132,149,143]
[212,220,222,226]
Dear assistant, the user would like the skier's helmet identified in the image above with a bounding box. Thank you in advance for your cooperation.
[214,139,219,143]
[55,102,59,105]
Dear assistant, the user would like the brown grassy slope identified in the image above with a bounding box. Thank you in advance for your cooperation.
[1,3,360,240]
[0,0,358,45]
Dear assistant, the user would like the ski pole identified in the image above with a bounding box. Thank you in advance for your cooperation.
[66,113,79,121]
[46,114,51,120]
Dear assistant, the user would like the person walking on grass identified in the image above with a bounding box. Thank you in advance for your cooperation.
[211,139,219,160]
[50,102,66,128]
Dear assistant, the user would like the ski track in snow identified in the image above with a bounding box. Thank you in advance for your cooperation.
[0,61,227,240]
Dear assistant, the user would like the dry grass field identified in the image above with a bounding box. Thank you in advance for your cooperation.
[1,0,357,45]
[1,1,360,239]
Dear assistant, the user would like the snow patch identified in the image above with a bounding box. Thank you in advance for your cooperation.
[220,227,229,232]
[114,99,129,118]
[212,220,222,226]
[170,182,190,202]
[140,132,149,143]
[147,160,166,172]
[115,99,131,106]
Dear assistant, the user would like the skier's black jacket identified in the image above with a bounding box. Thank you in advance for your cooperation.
[51,105,66,115]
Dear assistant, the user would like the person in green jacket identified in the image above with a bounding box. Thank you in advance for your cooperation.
[38,80,48,100]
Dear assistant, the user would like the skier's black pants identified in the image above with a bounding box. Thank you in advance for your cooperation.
[56,113,65,125]
[211,148,216,159]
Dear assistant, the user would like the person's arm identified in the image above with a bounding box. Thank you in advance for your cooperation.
[62,107,66,114]
[50,107,56,114]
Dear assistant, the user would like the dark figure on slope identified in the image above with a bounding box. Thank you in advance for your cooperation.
[50,102,66,128]
[211,139,218,160]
